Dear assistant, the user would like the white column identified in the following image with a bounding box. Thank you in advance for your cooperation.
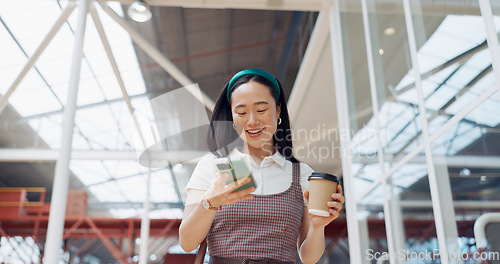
[402,0,456,263]
[44,0,89,263]
[479,0,500,99]
[359,0,405,262]
[388,178,406,258]
[433,162,459,254]
[327,3,363,263]
[139,167,151,264]
[358,217,370,264]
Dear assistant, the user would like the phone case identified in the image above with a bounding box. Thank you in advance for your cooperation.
[216,159,257,191]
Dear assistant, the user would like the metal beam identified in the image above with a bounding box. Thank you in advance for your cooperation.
[99,2,215,111]
[395,41,488,96]
[0,3,76,116]
[44,0,89,262]
[362,200,500,210]
[357,85,497,201]
[63,218,85,240]
[0,149,205,163]
[349,38,494,128]
[0,229,27,263]
[127,219,134,259]
[328,2,364,263]
[139,168,151,264]
[90,4,149,150]
[99,0,325,11]
[19,93,148,123]
[80,240,102,262]
[92,0,484,14]
[360,0,403,260]
[147,220,177,256]
[433,161,459,254]
[85,217,127,263]
[479,0,500,100]
[403,0,453,261]
[88,201,184,209]
[0,17,64,109]
[352,154,500,169]
[86,168,165,187]
[394,64,493,157]
[68,238,96,263]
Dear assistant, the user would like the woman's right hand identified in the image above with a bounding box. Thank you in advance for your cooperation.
[203,173,255,208]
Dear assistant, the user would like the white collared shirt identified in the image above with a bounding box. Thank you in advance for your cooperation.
[185,149,313,204]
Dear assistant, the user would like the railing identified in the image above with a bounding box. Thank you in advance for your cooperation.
[0,187,47,244]
[0,187,47,216]
[0,187,46,208]
[474,213,500,264]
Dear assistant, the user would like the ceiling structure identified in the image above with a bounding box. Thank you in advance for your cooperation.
[0,0,319,213]
[0,1,319,261]
[1,0,500,262]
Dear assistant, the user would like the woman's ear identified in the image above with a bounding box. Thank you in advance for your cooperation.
[277,105,281,118]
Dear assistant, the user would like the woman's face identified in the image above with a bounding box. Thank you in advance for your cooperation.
[230,81,281,153]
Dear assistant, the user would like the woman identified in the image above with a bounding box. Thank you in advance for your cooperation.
[179,68,344,264]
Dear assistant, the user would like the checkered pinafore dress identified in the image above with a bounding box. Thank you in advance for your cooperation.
[207,162,304,262]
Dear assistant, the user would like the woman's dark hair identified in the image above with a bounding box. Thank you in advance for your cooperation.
[207,74,299,163]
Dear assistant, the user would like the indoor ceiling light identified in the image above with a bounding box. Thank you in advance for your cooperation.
[384,27,395,36]
[479,175,488,184]
[128,0,152,22]
[459,168,471,177]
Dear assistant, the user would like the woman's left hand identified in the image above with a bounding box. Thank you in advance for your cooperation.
[303,184,345,229]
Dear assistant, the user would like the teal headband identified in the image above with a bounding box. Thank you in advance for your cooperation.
[227,68,280,102]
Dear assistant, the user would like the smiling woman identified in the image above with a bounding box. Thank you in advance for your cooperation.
[207,68,294,162]
[230,80,282,160]
[178,68,345,264]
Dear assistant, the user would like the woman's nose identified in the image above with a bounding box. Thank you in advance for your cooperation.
[246,113,259,126]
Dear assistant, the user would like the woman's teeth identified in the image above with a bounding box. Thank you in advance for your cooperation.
[247,128,263,134]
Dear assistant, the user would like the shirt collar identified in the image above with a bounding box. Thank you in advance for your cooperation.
[269,151,286,167]
[230,148,286,168]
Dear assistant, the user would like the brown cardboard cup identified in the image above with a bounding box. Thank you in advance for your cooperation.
[308,172,339,217]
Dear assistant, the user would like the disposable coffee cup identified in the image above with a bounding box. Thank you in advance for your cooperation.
[307,172,339,217]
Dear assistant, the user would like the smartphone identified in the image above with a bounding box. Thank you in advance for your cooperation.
[215,158,257,191]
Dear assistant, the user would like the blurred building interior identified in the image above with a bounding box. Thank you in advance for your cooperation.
[0,0,500,263]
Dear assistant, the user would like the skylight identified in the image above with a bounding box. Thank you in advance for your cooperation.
[1,0,182,219]
[351,14,500,191]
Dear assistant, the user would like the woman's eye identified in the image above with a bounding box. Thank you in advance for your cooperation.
[236,112,246,116]
[257,109,267,113]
